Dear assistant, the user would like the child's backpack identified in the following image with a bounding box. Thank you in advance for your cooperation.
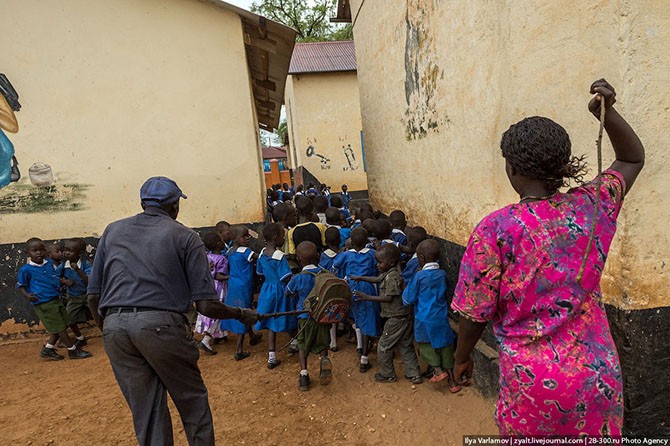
[302,270,351,324]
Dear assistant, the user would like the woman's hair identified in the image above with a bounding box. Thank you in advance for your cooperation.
[501,116,587,193]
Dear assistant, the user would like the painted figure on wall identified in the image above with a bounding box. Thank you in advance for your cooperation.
[342,144,359,171]
[306,144,331,170]
[0,73,21,188]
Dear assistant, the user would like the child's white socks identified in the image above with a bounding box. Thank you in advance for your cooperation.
[329,324,337,348]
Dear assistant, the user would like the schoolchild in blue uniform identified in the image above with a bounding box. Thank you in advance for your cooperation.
[402,239,460,391]
[325,207,351,248]
[401,226,428,284]
[340,184,351,209]
[286,241,333,392]
[221,225,261,360]
[16,237,91,360]
[389,210,409,246]
[254,223,295,369]
[60,238,92,347]
[319,227,343,352]
[374,219,412,260]
[330,195,352,225]
[333,227,380,372]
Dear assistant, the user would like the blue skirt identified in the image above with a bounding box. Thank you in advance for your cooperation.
[254,282,297,333]
[221,279,253,334]
[349,280,381,336]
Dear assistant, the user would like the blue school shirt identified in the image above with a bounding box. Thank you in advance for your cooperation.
[391,229,408,246]
[339,207,352,224]
[401,254,420,284]
[16,259,61,305]
[60,259,92,297]
[286,265,322,319]
[332,247,377,279]
[402,262,455,348]
[351,219,361,229]
[319,249,338,273]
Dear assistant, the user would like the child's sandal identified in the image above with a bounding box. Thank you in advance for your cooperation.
[430,371,448,383]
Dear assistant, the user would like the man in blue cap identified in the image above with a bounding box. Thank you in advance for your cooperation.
[88,176,257,446]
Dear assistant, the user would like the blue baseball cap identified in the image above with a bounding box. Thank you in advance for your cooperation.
[140,176,187,206]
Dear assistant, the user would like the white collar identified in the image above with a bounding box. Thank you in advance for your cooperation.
[349,247,371,254]
[28,259,46,267]
[328,224,341,229]
[422,262,439,270]
[65,259,83,269]
[382,239,396,245]
[323,249,338,258]
[302,264,318,271]
[262,248,285,260]
[410,253,418,260]
[236,246,248,253]
[392,228,405,235]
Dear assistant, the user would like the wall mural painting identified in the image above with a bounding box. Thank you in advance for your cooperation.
[404,0,444,140]
[306,142,332,170]
[342,144,359,171]
[0,73,89,214]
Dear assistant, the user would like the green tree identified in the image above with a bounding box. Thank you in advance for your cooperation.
[251,0,352,42]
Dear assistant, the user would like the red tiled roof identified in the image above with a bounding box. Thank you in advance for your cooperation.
[288,40,356,74]
[262,145,287,159]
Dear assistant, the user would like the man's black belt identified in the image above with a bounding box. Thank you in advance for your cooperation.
[104,307,160,316]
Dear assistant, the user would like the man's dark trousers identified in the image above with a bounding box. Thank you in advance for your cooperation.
[103,310,214,446]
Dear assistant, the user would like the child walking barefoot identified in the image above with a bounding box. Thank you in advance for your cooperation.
[403,239,459,391]
[221,225,260,360]
[195,232,229,354]
[254,223,295,369]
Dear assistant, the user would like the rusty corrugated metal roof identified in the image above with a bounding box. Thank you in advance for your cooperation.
[262,145,287,159]
[288,40,356,74]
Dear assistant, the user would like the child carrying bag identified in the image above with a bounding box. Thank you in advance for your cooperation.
[301,270,351,324]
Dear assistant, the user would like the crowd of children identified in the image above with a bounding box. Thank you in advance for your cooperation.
[18,181,459,393]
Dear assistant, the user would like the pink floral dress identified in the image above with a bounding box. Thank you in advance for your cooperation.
[452,170,625,436]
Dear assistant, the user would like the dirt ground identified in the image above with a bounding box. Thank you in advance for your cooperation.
[0,327,497,445]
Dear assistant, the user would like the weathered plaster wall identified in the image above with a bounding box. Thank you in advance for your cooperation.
[350,0,669,311]
[0,0,265,243]
[285,72,368,191]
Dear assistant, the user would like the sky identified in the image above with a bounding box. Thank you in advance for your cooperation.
[225,0,255,11]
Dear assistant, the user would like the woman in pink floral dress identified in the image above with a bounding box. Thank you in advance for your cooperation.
[451,79,645,436]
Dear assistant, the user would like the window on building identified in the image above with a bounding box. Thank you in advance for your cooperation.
[263,160,271,172]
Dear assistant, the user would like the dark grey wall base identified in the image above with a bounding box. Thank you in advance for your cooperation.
[605,304,670,437]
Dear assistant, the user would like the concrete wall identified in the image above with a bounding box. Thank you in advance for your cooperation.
[0,0,266,244]
[285,71,368,191]
[349,0,669,435]
[349,0,669,311]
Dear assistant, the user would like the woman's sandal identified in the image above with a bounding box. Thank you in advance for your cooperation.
[445,370,462,393]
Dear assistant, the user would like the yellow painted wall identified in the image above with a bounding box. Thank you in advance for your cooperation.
[349,0,670,310]
[285,71,368,191]
[0,0,265,243]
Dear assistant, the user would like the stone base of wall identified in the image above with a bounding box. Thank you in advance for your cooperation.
[605,304,670,436]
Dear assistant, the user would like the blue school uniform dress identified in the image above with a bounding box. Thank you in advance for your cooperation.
[333,248,381,336]
[339,207,352,224]
[341,191,351,209]
[319,249,338,273]
[402,262,455,348]
[351,219,362,229]
[254,249,296,333]
[221,246,255,334]
[286,264,322,320]
[391,229,408,246]
[401,253,420,284]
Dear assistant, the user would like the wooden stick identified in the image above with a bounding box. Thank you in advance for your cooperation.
[577,95,606,285]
